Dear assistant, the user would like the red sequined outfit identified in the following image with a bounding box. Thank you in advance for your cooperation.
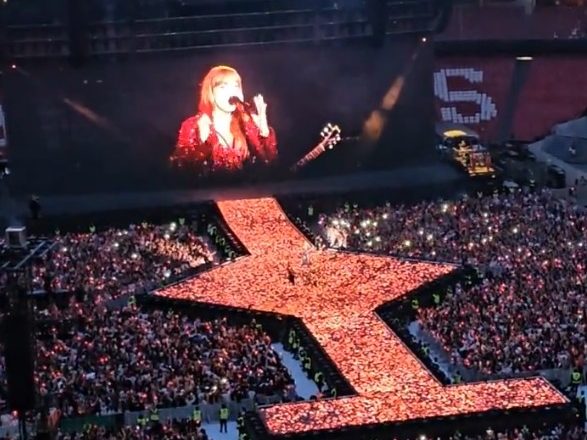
[170,113,277,172]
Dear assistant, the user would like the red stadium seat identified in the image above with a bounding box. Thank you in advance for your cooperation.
[513,57,587,140]
[440,6,586,41]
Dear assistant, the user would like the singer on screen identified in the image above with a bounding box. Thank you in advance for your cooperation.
[170,65,277,172]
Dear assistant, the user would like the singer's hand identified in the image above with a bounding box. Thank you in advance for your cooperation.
[251,94,270,137]
[197,113,212,143]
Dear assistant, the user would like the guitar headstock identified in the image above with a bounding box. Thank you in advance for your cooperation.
[320,123,342,150]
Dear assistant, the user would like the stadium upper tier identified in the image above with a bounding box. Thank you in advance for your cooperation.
[2,1,585,59]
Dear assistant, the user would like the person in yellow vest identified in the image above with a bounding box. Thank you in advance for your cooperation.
[422,345,430,357]
[303,355,311,375]
[287,329,296,350]
[329,387,337,398]
[314,371,324,390]
[570,370,582,386]
[411,298,419,310]
[219,403,229,433]
[192,406,202,427]
[149,407,160,424]
[137,414,148,427]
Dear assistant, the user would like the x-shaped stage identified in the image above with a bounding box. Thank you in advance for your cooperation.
[158,197,567,435]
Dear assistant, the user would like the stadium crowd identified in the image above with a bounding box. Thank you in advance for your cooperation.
[32,222,215,300]
[56,421,213,440]
[0,190,584,439]
[314,189,586,376]
[36,304,294,417]
[52,419,585,440]
[1,219,294,435]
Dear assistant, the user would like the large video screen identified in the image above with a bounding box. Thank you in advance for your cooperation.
[5,37,434,195]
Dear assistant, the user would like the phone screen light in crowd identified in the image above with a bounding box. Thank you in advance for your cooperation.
[382,213,388,219]
[441,203,449,213]
[516,56,533,61]
[403,239,411,247]
[426,234,434,242]
[421,36,427,43]
[169,222,177,232]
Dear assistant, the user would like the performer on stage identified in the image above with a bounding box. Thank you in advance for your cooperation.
[170,65,278,172]
[287,264,296,285]
[301,242,312,266]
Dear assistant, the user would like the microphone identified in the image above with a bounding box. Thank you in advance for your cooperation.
[229,96,253,112]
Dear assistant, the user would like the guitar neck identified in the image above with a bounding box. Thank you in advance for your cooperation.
[292,143,327,171]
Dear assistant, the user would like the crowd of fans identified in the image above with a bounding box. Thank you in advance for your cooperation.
[51,418,586,440]
[56,420,213,440]
[32,222,215,301]
[0,190,585,438]
[35,304,294,417]
[1,219,295,429]
[314,189,586,376]
[458,422,585,440]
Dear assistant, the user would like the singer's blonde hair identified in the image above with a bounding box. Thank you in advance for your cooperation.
[199,65,248,159]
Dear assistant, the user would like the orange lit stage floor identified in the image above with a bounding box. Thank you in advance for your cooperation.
[157,197,567,435]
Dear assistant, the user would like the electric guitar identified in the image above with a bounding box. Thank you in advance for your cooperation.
[290,123,342,171]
